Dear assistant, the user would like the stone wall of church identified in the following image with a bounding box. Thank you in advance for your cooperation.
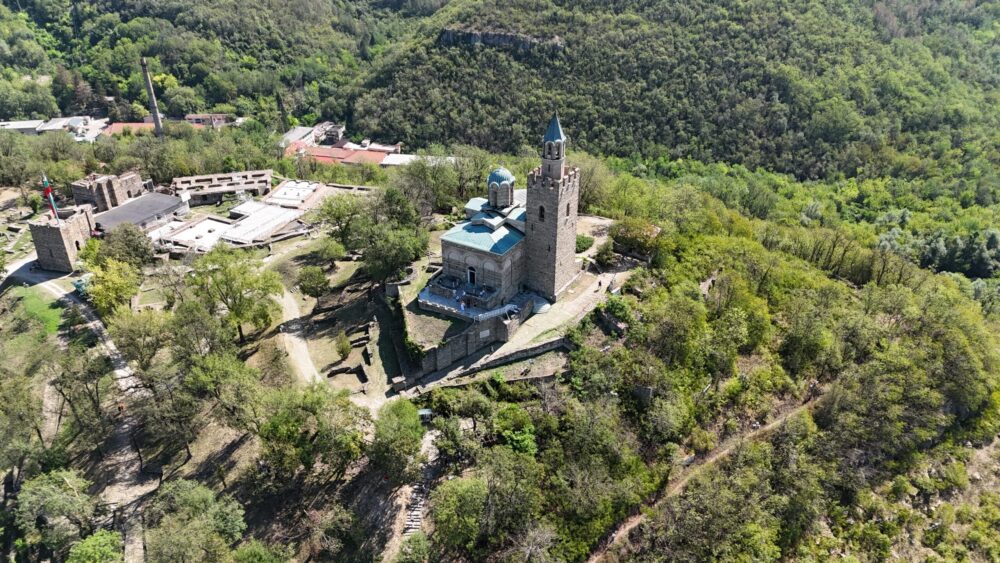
[441,243,525,305]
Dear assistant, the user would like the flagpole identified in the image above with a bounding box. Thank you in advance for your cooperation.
[41,174,61,226]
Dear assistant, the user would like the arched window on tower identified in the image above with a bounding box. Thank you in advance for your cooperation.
[545,142,554,159]
[538,206,546,222]
[566,202,571,215]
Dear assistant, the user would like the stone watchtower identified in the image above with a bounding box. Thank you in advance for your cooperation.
[29,206,95,273]
[525,114,580,301]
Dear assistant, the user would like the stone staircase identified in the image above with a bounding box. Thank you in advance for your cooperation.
[402,431,439,538]
[403,482,428,537]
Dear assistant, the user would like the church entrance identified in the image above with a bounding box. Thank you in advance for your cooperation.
[468,266,477,286]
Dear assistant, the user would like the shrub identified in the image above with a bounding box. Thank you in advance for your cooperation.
[610,218,660,256]
[595,240,615,268]
[395,531,430,563]
[575,234,594,253]
[335,330,352,360]
[689,427,717,455]
[318,238,346,264]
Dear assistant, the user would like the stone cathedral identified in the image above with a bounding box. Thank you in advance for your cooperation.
[421,114,581,318]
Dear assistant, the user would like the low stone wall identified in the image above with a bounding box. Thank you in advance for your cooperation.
[385,266,418,298]
[418,314,509,374]
[454,337,571,378]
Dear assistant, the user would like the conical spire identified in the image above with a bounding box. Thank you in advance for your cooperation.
[543,113,566,143]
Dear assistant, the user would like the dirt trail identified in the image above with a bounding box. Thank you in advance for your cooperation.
[587,395,824,563]
[27,275,155,563]
[278,290,322,385]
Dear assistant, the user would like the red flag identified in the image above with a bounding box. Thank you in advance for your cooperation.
[41,175,58,218]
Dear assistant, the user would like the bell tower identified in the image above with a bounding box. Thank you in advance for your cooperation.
[525,114,580,301]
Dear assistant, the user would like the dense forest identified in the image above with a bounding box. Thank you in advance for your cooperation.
[4,0,1000,561]
[3,0,1000,182]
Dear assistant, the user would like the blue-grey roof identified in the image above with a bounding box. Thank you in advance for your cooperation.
[94,192,185,230]
[543,113,566,143]
[465,197,489,212]
[508,208,527,223]
[441,221,524,256]
[487,167,515,186]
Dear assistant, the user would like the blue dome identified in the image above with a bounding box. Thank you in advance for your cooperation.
[488,167,515,186]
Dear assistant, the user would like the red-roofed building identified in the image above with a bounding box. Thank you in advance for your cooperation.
[288,145,353,164]
[341,150,387,166]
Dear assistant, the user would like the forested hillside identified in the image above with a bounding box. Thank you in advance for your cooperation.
[355,0,1000,181]
[4,0,1000,182]
[5,1,1000,561]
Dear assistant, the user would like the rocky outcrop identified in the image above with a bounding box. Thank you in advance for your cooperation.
[438,27,564,53]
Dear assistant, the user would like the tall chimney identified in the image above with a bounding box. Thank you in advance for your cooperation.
[140,57,164,138]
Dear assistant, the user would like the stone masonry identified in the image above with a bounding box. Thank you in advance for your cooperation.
[71,171,144,212]
[29,206,95,272]
[525,118,581,302]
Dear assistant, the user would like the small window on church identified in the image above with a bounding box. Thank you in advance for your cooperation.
[538,206,545,222]
[468,266,477,286]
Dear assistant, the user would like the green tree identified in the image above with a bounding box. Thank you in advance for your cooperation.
[88,258,140,316]
[493,403,537,455]
[67,530,124,563]
[370,399,425,484]
[430,476,487,554]
[191,245,282,342]
[145,480,246,563]
[77,238,102,269]
[316,194,369,250]
[479,446,544,546]
[99,224,154,270]
[364,225,427,284]
[595,240,615,268]
[0,375,45,474]
[258,385,368,481]
[169,299,234,369]
[297,265,328,299]
[335,330,352,361]
[318,237,346,264]
[15,470,96,554]
[108,307,172,372]
[188,352,265,432]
